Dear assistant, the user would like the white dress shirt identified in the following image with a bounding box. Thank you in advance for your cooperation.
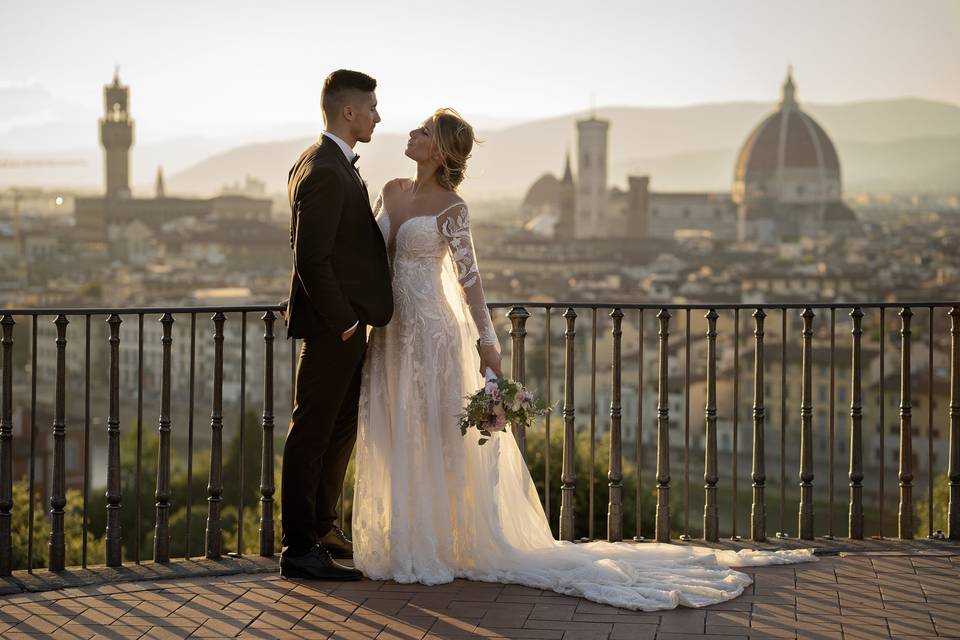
[322,130,357,164]
[321,131,360,338]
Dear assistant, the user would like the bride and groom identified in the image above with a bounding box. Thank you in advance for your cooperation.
[279,69,813,611]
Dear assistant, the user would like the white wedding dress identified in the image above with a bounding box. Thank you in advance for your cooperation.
[352,194,814,611]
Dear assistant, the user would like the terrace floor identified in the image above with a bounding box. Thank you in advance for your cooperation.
[2,540,960,639]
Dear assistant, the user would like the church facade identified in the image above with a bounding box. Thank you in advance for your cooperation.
[523,70,859,244]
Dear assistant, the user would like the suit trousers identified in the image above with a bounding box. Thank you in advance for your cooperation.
[281,324,367,554]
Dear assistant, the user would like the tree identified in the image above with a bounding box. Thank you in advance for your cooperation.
[11,481,105,570]
[915,472,950,537]
[522,422,679,540]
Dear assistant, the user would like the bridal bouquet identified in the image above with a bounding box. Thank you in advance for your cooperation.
[458,368,548,446]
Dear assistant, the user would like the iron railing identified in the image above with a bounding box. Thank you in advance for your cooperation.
[491,301,960,544]
[0,300,957,576]
[0,305,283,573]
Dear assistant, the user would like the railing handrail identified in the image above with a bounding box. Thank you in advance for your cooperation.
[488,300,960,310]
[0,304,285,316]
[3,299,960,317]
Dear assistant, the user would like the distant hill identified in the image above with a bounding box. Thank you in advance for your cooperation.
[5,98,959,196]
[167,98,960,198]
[617,136,960,192]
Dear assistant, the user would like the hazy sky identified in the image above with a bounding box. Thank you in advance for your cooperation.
[1,0,958,142]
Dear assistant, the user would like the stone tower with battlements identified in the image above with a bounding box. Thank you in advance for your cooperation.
[99,69,134,199]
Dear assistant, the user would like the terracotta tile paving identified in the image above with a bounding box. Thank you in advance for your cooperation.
[4,554,960,638]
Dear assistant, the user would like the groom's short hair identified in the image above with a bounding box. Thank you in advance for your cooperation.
[321,69,377,122]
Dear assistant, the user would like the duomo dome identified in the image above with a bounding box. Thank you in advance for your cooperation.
[733,68,842,207]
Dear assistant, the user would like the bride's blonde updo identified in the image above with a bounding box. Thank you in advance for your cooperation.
[432,108,477,191]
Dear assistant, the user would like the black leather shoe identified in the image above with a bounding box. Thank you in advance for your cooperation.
[319,526,354,559]
[279,544,362,581]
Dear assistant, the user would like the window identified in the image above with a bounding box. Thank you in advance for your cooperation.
[66,441,81,473]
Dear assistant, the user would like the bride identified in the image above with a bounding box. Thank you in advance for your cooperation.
[352,108,813,612]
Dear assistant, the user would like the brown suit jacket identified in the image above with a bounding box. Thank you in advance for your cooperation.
[284,136,392,338]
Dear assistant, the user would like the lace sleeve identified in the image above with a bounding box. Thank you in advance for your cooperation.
[436,203,500,350]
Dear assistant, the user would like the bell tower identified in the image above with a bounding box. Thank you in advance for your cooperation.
[574,115,609,239]
[99,68,134,199]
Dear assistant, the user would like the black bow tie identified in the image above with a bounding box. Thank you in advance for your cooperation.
[351,154,359,166]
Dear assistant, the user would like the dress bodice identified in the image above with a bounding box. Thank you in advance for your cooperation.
[376,205,456,262]
[374,195,499,348]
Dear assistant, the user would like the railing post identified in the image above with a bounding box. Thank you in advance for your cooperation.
[508,306,530,458]
[49,314,68,571]
[607,308,624,542]
[899,307,914,540]
[849,308,865,540]
[105,315,122,566]
[655,309,671,543]
[704,309,719,541]
[559,308,577,542]
[798,308,815,540]
[154,313,174,562]
[949,306,960,540]
[0,315,14,576]
[751,309,767,542]
[206,312,225,558]
[259,311,276,557]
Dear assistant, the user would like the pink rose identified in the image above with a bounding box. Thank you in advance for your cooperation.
[519,390,534,407]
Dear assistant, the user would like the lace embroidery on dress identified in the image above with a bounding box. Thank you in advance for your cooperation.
[436,204,500,349]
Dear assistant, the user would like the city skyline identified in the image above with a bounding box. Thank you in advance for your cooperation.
[2,0,959,145]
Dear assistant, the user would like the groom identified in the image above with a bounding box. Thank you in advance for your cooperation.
[280,69,393,580]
